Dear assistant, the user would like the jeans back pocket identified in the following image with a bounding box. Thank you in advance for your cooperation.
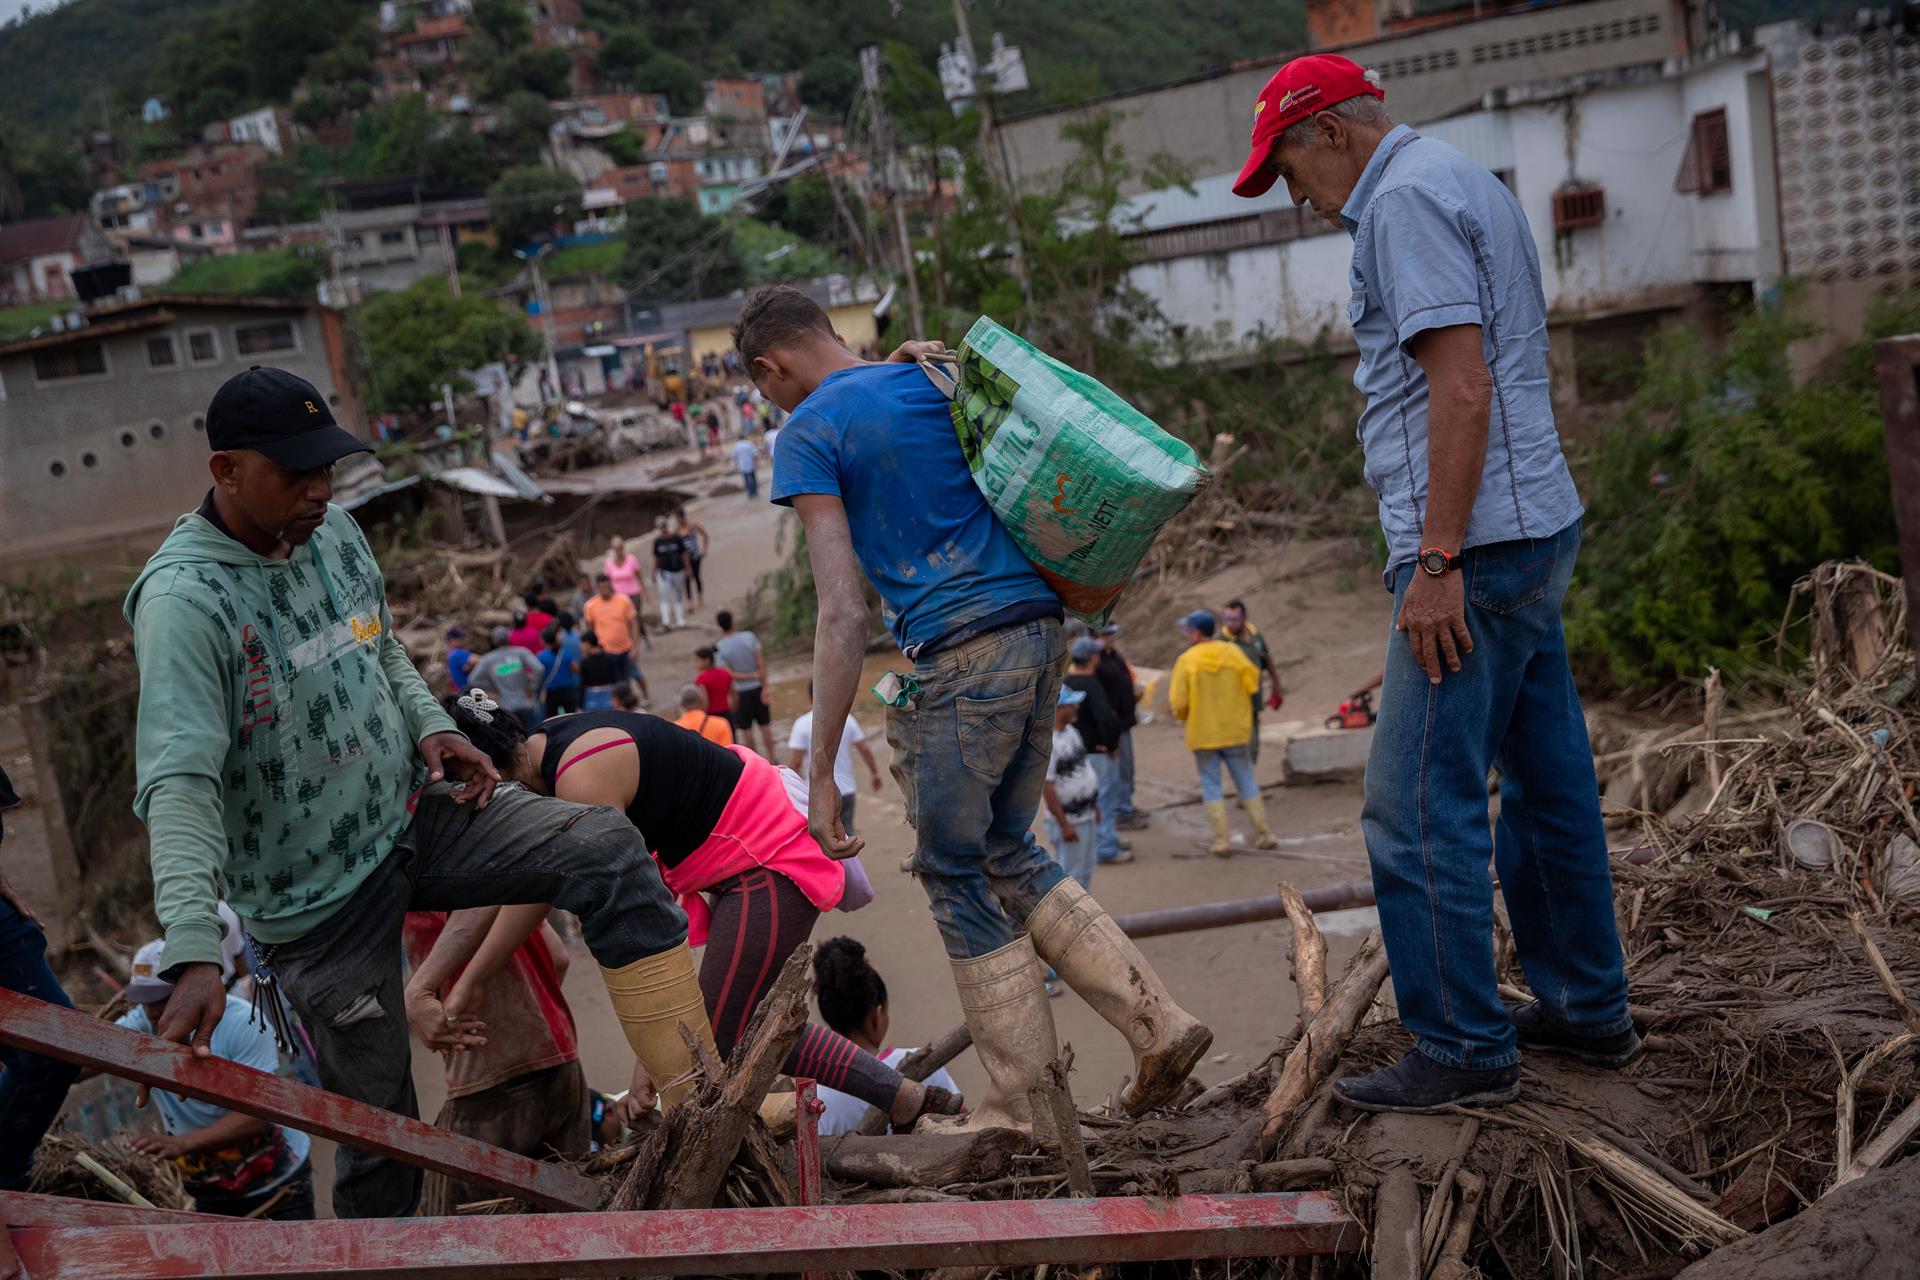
[957,686,1039,782]
[1466,537,1559,616]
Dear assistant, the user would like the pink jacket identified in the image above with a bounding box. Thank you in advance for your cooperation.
[657,746,847,946]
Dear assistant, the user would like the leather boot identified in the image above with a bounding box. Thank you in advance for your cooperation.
[1026,880,1214,1116]
[924,936,1059,1131]
[599,942,717,1110]
[1245,793,1281,850]
[1204,800,1232,856]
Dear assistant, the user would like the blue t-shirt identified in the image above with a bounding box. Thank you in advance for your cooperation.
[118,998,311,1198]
[540,631,582,690]
[448,646,474,692]
[772,363,1057,653]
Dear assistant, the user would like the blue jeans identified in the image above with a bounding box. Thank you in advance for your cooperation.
[1194,745,1259,803]
[887,618,1070,958]
[1362,520,1629,1070]
[741,468,759,499]
[1114,731,1137,819]
[1088,752,1124,862]
[0,900,81,1189]
[1043,812,1095,890]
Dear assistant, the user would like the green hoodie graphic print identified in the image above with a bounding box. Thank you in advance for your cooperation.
[125,503,456,974]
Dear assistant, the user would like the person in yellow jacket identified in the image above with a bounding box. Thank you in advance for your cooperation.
[1169,610,1281,856]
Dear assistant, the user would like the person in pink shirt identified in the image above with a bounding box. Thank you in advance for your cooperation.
[439,694,961,1130]
[602,536,650,649]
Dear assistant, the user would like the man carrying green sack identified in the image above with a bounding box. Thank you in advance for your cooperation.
[734,285,1212,1126]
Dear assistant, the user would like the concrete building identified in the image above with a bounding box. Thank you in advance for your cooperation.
[138,142,271,251]
[998,0,1695,196]
[695,152,764,214]
[91,185,157,239]
[0,216,118,305]
[398,14,470,67]
[0,295,363,587]
[227,106,295,157]
[1114,32,1782,404]
[661,274,883,367]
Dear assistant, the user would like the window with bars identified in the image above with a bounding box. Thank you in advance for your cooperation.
[33,343,108,381]
[1552,186,1607,231]
[234,320,297,355]
[1677,108,1733,196]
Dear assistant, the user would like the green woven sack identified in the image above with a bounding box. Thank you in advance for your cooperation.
[923,317,1209,621]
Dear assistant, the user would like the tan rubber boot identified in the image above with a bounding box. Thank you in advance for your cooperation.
[1027,880,1214,1116]
[599,942,718,1110]
[923,936,1059,1131]
[1204,800,1233,856]
[1246,793,1281,850]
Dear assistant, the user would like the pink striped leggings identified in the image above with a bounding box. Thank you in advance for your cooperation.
[697,867,903,1110]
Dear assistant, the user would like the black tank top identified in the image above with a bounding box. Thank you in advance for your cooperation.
[538,710,745,866]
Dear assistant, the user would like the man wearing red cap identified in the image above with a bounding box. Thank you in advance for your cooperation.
[1232,57,1635,1112]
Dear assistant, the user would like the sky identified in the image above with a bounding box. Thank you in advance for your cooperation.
[0,0,68,26]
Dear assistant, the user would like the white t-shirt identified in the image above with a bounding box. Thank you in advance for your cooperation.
[789,711,865,797]
[816,1047,962,1136]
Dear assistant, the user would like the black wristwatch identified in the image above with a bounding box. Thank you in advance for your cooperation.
[1418,546,1460,577]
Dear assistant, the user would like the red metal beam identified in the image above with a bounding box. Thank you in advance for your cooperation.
[0,1192,222,1228]
[0,991,601,1212]
[7,1193,1360,1279]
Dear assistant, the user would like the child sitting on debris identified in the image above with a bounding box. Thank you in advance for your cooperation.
[109,939,316,1219]
[811,937,963,1136]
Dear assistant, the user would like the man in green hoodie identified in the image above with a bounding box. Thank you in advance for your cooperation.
[126,368,716,1218]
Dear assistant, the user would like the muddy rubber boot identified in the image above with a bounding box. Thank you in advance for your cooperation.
[1245,794,1281,851]
[1026,880,1214,1116]
[599,942,718,1110]
[1205,800,1233,856]
[922,936,1059,1131]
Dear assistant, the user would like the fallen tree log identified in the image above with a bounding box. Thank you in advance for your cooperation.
[1279,881,1327,1022]
[1175,1159,1338,1195]
[824,1129,1035,1189]
[1259,931,1391,1156]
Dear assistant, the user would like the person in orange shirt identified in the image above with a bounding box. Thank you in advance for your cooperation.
[581,574,642,691]
[673,684,734,747]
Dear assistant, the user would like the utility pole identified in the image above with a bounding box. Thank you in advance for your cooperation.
[861,45,926,337]
[948,1,1034,312]
[516,242,563,404]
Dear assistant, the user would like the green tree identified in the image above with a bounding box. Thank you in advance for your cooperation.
[754,172,841,242]
[488,165,584,251]
[598,127,647,166]
[1561,289,1910,690]
[631,51,702,115]
[483,46,573,101]
[354,277,545,413]
[799,52,859,119]
[472,0,532,49]
[618,196,745,300]
[596,24,654,82]
[426,125,491,192]
[497,90,554,167]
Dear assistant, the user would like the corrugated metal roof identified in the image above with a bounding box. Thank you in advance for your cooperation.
[1118,172,1298,233]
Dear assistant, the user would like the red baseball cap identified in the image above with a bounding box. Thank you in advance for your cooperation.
[1231,54,1385,198]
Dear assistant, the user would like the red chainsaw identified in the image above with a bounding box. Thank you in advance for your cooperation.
[1325,689,1377,731]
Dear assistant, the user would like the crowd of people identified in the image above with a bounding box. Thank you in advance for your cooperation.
[4,50,1644,1217]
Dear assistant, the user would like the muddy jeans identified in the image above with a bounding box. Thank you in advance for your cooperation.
[260,782,686,1218]
[888,618,1070,959]
[418,1061,589,1216]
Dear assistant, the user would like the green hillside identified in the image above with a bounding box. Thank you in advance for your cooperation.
[0,0,234,128]
[0,0,1309,135]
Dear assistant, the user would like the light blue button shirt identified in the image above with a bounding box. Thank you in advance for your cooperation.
[1341,124,1582,575]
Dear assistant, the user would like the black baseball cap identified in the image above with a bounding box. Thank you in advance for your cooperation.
[206,366,371,470]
